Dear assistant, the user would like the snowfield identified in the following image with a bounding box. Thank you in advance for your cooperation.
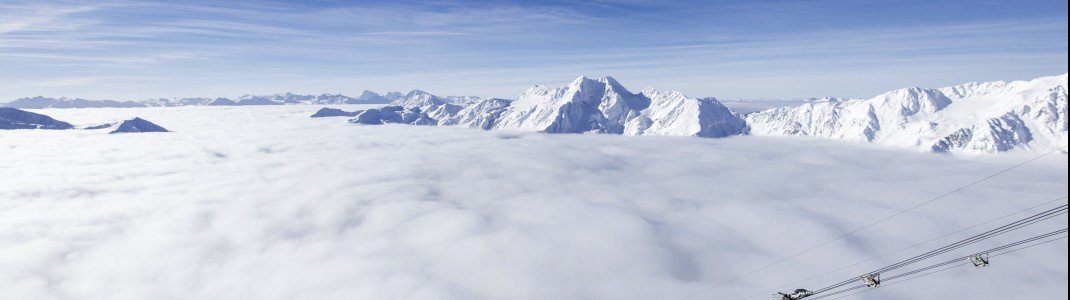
[1,105,1067,300]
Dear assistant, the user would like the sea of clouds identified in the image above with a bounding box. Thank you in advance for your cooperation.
[1,105,1067,299]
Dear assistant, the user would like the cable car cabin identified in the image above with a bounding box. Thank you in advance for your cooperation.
[969,253,990,267]
[776,288,814,300]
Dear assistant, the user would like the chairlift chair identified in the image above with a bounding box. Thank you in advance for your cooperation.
[861,273,881,287]
[969,253,990,267]
[775,288,814,300]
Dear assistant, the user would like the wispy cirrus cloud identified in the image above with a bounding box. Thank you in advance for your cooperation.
[0,0,1065,101]
[0,1,105,34]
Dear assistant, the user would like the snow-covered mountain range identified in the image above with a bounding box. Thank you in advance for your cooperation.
[2,91,483,108]
[4,96,146,109]
[746,74,1067,153]
[5,74,1066,154]
[326,76,747,139]
[331,74,1066,154]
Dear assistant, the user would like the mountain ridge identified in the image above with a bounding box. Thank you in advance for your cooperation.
[5,73,1066,154]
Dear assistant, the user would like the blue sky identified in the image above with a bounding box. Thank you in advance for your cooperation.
[0,0,1066,101]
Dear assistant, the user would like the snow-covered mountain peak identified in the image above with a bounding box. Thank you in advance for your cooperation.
[939,80,1009,98]
[405,89,432,97]
[596,76,625,89]
[568,75,591,86]
[643,88,707,108]
[392,89,446,107]
[641,88,687,101]
[873,86,952,116]
[355,91,391,104]
[484,76,743,136]
[562,76,631,98]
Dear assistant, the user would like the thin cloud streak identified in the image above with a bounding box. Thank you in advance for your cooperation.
[0,0,1065,101]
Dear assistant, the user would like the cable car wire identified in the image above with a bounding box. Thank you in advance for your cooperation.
[740,196,1068,300]
[810,232,1068,300]
[809,204,1067,295]
[680,146,1065,299]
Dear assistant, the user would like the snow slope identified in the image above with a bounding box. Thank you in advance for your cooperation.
[440,98,513,129]
[746,74,1069,154]
[1,105,1065,300]
[719,98,845,114]
[628,88,748,137]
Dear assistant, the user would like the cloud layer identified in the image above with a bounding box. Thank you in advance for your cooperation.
[1,105,1067,299]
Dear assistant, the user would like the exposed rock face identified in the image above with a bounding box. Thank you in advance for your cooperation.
[0,107,75,130]
[83,123,116,130]
[109,117,169,134]
[310,108,359,118]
